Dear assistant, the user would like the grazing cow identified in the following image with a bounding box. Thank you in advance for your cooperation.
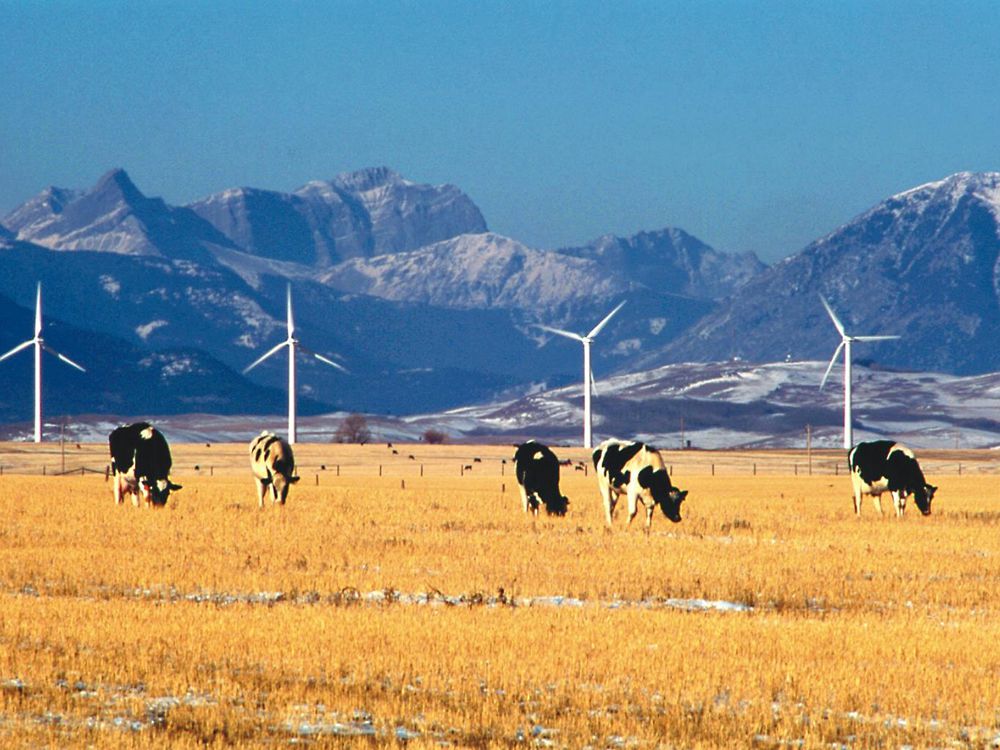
[249,431,299,508]
[513,440,569,516]
[848,440,937,517]
[593,439,687,529]
[109,422,181,507]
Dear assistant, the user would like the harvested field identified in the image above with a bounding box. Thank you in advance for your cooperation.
[1,442,999,747]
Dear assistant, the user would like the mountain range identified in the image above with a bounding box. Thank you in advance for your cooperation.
[1,166,998,443]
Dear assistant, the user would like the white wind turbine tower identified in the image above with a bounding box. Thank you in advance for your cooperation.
[534,300,626,449]
[819,295,900,450]
[0,282,86,443]
[244,284,346,444]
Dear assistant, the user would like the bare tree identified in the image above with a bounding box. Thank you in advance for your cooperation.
[422,429,447,444]
[334,413,371,444]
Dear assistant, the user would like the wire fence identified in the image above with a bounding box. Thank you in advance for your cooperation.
[0,456,997,478]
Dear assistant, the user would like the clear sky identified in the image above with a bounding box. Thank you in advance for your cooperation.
[2,0,998,262]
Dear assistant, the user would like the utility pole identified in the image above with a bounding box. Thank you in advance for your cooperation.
[806,424,812,476]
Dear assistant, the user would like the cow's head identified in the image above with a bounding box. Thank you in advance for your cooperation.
[913,484,937,516]
[639,467,687,523]
[542,493,569,517]
[140,478,182,506]
[270,472,300,505]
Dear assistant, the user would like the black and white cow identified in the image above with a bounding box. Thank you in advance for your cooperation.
[249,431,299,508]
[848,440,937,517]
[593,438,687,529]
[513,440,569,516]
[109,422,181,507]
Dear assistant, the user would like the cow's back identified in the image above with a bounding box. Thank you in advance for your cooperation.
[250,432,294,480]
[109,423,141,475]
[110,422,169,476]
[849,440,896,484]
[514,441,558,490]
[594,439,662,488]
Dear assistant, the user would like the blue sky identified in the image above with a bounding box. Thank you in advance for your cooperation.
[2,0,998,262]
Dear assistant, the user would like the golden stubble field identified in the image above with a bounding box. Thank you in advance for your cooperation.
[1,442,999,748]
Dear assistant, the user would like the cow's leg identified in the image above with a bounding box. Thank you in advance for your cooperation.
[626,488,640,527]
[892,491,905,518]
[530,493,541,517]
[518,484,529,513]
[113,475,123,505]
[645,502,655,532]
[600,484,616,526]
[850,474,863,516]
[255,478,266,509]
[871,493,883,516]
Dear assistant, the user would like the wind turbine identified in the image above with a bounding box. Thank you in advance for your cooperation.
[534,301,626,449]
[0,282,86,443]
[244,284,346,444]
[819,295,900,450]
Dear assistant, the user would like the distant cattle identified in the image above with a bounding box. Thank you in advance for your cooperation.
[249,431,299,508]
[848,440,937,517]
[593,439,687,529]
[513,441,569,517]
[109,422,181,507]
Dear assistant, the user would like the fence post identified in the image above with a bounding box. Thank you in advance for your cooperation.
[420,464,424,477]
[711,464,715,476]
[958,463,962,476]
[315,474,319,486]
[379,465,382,477]
[753,463,756,476]
[337,465,340,476]
[401,479,405,490]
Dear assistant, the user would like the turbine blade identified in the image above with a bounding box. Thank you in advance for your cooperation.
[588,300,627,339]
[243,341,288,373]
[819,295,846,336]
[853,335,901,342]
[35,283,42,337]
[820,341,845,390]
[0,339,33,363]
[286,284,295,338]
[42,344,86,372]
[299,343,349,373]
[532,324,586,343]
[590,369,599,397]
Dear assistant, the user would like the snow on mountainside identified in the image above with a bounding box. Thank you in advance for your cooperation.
[389,360,1000,449]
[3,169,240,260]
[557,227,765,300]
[189,166,488,266]
[320,232,631,311]
[641,171,1000,375]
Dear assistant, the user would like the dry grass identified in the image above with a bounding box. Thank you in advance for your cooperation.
[1,442,999,747]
